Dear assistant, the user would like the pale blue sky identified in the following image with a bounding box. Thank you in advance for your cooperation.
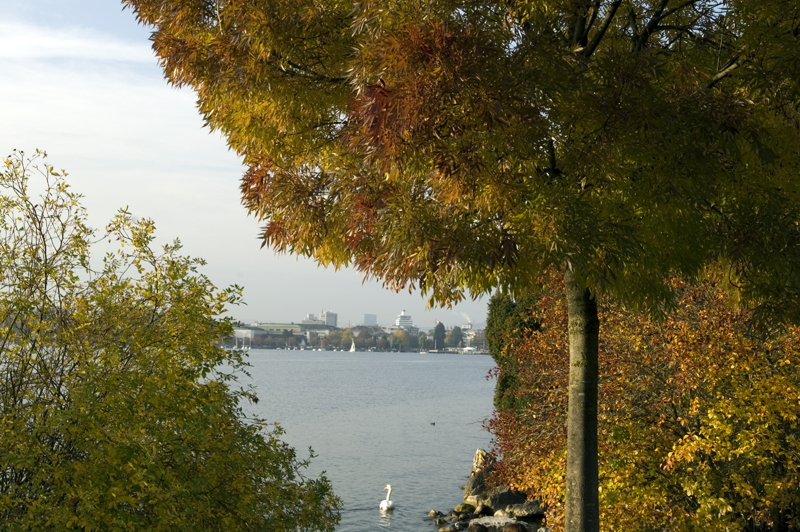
[0,0,489,329]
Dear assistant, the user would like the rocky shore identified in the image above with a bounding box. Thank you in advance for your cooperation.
[426,450,549,532]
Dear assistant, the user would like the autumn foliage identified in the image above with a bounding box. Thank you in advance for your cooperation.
[488,271,800,531]
[0,153,340,531]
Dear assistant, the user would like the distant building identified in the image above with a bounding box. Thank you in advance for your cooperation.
[393,309,419,336]
[381,324,401,334]
[302,313,324,325]
[395,309,413,328]
[320,311,338,328]
[361,314,377,326]
[305,329,330,342]
[351,325,384,337]
[253,323,302,334]
[233,325,270,347]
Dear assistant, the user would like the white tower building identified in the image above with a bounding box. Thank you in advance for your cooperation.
[395,309,414,328]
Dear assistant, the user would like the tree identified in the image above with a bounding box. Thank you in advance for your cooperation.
[472,330,487,352]
[122,1,800,529]
[281,328,293,346]
[486,293,539,410]
[356,328,373,349]
[445,326,464,348]
[393,330,409,350]
[326,330,343,348]
[418,333,429,351]
[0,152,340,531]
[407,331,419,349]
[433,322,447,351]
[341,328,355,347]
[489,270,800,532]
[375,334,388,351]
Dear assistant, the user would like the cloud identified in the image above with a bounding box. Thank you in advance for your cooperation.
[0,20,154,63]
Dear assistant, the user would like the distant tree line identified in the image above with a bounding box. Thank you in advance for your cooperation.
[245,323,486,351]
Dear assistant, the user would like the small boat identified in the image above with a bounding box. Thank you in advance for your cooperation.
[349,339,356,352]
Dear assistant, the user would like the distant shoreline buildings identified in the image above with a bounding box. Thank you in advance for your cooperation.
[232,308,485,352]
[302,310,338,327]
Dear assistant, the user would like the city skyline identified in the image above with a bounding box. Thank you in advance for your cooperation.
[244,307,477,331]
[0,0,489,328]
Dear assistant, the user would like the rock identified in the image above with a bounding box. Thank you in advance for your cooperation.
[475,504,493,516]
[438,525,458,532]
[481,486,527,510]
[460,449,545,527]
[468,516,529,532]
[502,523,528,532]
[463,460,495,506]
[537,527,551,532]
[429,510,444,518]
[435,518,448,526]
[472,448,489,473]
[467,523,489,532]
[501,501,545,519]
[455,503,476,514]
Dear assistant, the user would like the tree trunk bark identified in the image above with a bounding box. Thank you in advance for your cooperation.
[564,267,600,532]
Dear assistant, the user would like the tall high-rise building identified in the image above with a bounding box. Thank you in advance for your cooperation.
[361,314,377,326]
[320,311,338,327]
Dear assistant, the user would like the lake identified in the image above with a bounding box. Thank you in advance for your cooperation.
[241,349,497,532]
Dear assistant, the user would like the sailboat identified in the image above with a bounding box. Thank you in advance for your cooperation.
[349,339,356,352]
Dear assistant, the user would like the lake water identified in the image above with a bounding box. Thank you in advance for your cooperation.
[241,349,497,532]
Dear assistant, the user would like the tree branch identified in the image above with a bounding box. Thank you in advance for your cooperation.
[636,0,671,50]
[580,0,624,58]
[637,0,707,50]
[707,55,741,88]
[585,0,602,36]
[659,0,710,25]
[279,58,348,85]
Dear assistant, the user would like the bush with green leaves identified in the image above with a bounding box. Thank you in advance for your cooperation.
[0,151,340,531]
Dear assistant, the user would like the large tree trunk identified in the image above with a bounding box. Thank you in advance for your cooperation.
[564,268,600,532]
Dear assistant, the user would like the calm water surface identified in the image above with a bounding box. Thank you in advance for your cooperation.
[242,349,496,532]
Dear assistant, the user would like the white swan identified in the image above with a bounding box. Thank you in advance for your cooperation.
[380,484,395,511]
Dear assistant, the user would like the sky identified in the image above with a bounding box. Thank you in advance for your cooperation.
[0,0,489,330]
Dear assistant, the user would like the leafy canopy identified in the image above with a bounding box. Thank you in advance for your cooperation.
[123,0,800,315]
[0,151,341,532]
